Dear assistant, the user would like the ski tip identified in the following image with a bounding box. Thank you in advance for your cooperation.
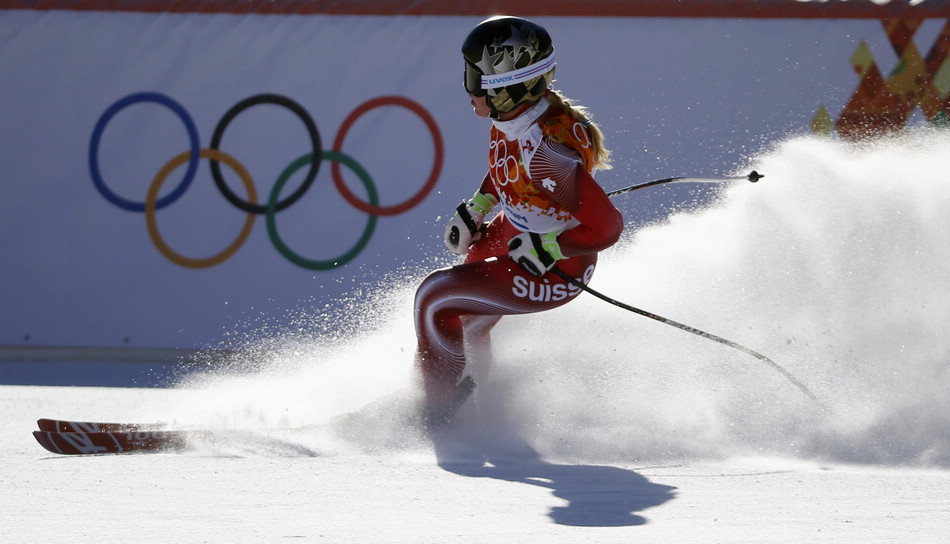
[33,430,60,454]
[33,429,196,455]
[36,418,150,433]
[36,418,75,433]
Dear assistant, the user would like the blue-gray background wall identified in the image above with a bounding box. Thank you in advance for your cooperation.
[2,5,946,353]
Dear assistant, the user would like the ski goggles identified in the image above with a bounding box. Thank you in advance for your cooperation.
[464,60,488,96]
[464,51,557,96]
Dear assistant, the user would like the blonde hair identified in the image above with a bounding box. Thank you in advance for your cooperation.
[547,89,612,171]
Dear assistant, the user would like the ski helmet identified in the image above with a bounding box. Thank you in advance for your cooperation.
[462,16,556,117]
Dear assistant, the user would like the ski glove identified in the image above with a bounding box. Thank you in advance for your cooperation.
[507,232,566,277]
[444,192,498,255]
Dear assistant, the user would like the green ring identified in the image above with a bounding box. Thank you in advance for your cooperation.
[267,150,378,270]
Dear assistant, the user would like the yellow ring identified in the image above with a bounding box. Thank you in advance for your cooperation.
[145,148,257,268]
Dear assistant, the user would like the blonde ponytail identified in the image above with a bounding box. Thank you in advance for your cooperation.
[547,90,612,171]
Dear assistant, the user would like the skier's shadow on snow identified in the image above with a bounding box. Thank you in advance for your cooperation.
[433,432,677,527]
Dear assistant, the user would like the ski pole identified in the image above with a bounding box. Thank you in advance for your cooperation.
[607,170,763,198]
[550,266,824,407]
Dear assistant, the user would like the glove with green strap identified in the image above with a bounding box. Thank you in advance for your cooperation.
[507,231,565,277]
[444,191,498,255]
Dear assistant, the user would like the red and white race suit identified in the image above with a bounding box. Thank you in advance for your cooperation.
[414,96,624,406]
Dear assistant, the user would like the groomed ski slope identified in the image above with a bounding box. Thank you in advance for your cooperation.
[5,132,950,542]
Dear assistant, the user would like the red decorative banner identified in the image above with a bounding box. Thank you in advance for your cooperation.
[814,18,950,138]
[2,0,949,18]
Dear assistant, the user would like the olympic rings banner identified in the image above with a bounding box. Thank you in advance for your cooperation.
[2,9,943,349]
[90,92,443,270]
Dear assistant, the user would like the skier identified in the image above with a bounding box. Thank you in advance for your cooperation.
[415,15,624,423]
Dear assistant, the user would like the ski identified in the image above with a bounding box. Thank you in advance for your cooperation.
[35,376,479,455]
[36,418,158,433]
[33,429,207,455]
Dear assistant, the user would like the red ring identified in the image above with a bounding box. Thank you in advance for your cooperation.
[331,96,443,216]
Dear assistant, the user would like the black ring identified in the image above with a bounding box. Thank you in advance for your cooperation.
[209,94,321,214]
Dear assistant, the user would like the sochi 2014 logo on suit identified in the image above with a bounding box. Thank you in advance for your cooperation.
[89,92,443,270]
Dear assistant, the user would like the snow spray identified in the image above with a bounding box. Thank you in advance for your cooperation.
[173,131,950,467]
[492,130,950,466]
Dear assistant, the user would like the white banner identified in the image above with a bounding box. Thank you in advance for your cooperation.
[1,10,943,348]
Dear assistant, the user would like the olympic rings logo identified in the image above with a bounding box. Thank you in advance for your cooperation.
[489,138,520,187]
[89,92,443,270]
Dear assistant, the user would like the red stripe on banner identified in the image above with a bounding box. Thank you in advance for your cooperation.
[2,0,950,18]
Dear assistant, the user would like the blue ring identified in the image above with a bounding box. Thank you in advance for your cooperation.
[89,92,200,212]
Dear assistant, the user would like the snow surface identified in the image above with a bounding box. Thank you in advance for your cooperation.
[4,133,950,542]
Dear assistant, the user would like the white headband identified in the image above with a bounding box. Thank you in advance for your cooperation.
[480,51,557,90]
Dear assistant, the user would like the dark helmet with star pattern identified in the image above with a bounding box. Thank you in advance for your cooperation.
[462,16,556,117]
